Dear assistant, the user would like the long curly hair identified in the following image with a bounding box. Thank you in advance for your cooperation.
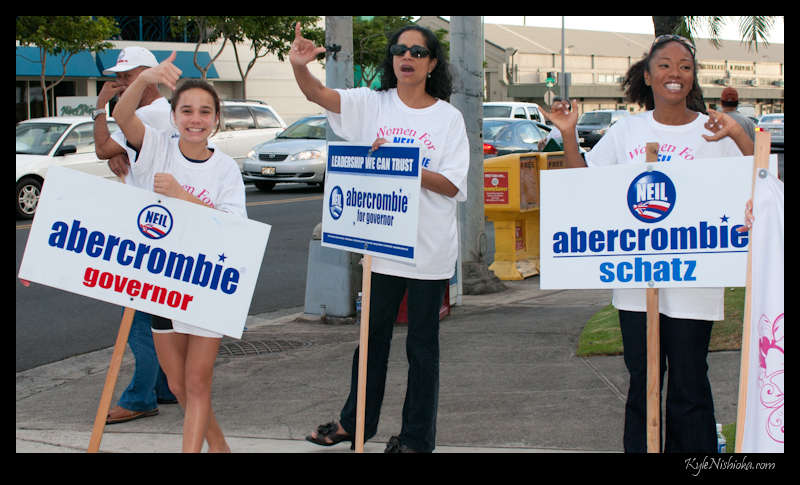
[377,25,452,101]
[622,38,707,114]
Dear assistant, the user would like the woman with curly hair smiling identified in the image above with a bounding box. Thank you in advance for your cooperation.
[290,22,469,453]
[543,35,753,453]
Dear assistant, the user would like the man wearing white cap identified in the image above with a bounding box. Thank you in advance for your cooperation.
[91,46,179,425]
[94,46,174,180]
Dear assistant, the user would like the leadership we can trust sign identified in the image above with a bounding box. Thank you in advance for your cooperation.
[539,156,754,289]
[321,142,421,264]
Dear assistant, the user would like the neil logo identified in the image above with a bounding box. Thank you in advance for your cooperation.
[138,204,173,239]
[627,171,676,223]
[329,186,344,220]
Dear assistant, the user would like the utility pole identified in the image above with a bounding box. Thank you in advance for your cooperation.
[304,16,359,319]
[450,16,505,295]
[324,16,353,141]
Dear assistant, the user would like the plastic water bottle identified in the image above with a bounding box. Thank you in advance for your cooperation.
[356,292,362,320]
[716,423,727,453]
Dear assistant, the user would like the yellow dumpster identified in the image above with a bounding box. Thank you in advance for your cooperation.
[483,152,567,280]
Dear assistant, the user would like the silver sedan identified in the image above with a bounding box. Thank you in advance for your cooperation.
[242,115,327,191]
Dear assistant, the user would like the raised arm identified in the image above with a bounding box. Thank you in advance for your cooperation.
[93,80,127,159]
[540,99,587,168]
[112,51,181,150]
[289,22,341,113]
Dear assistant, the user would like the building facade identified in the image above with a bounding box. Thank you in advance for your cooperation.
[16,16,784,125]
[418,16,784,117]
[16,16,326,125]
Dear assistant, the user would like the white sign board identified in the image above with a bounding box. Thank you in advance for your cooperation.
[540,156,757,289]
[321,143,421,263]
[18,166,270,339]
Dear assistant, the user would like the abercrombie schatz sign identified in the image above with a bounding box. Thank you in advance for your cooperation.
[539,156,753,289]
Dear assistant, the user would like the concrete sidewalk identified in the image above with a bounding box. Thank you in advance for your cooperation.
[16,276,741,453]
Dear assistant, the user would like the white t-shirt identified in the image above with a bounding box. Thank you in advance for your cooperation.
[585,110,743,321]
[131,126,247,337]
[132,125,246,217]
[327,87,470,280]
[110,97,176,188]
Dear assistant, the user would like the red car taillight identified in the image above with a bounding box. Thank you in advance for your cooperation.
[483,143,497,155]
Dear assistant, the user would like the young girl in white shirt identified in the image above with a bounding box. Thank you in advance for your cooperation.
[113,52,246,452]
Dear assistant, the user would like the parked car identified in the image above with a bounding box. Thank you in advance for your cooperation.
[576,109,630,148]
[758,113,784,148]
[242,115,327,191]
[482,118,548,158]
[483,101,545,124]
[16,116,120,218]
[212,100,287,171]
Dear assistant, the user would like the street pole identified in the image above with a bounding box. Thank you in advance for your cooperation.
[450,15,505,295]
[304,16,359,320]
[325,16,353,141]
[561,16,566,100]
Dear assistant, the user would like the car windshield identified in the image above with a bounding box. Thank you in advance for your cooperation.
[483,120,512,139]
[276,117,327,139]
[578,112,612,125]
[483,106,512,118]
[16,122,69,155]
[760,115,783,124]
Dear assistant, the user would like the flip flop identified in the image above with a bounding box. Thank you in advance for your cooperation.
[106,406,159,425]
[305,421,353,447]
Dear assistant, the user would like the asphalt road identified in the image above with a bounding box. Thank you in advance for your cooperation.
[16,183,323,372]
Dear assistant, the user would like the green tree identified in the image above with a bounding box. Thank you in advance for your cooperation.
[652,16,778,51]
[16,16,119,117]
[172,16,323,97]
[228,16,323,99]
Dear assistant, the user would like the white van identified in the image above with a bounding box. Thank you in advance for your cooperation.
[483,101,545,124]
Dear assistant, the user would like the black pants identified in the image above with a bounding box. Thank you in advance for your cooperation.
[339,273,448,452]
[619,310,717,453]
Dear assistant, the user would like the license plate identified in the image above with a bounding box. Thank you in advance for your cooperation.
[261,166,276,175]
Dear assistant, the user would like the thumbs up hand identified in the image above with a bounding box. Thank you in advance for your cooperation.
[140,51,182,91]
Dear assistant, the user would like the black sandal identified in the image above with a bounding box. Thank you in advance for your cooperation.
[305,421,353,447]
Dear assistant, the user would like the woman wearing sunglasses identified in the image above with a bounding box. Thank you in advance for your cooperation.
[291,22,469,453]
[543,35,753,453]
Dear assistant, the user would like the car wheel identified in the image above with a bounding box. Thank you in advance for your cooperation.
[254,180,275,192]
[16,177,41,219]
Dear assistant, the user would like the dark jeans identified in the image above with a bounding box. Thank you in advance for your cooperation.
[619,310,717,453]
[117,310,176,411]
[339,273,447,452]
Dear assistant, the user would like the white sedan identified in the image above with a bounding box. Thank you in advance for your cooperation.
[16,116,119,218]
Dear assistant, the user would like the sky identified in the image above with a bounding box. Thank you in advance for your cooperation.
[475,16,783,44]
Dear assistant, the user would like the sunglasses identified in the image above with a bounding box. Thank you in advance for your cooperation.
[390,44,431,58]
[650,34,696,58]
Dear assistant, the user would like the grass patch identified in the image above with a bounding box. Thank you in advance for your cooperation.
[577,287,746,357]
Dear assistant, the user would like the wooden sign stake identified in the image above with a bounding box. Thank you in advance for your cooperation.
[87,307,136,452]
[644,142,661,453]
[354,254,372,453]
[734,130,771,452]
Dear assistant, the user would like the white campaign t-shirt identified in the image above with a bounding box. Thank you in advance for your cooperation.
[132,125,246,217]
[110,97,175,188]
[585,110,743,321]
[328,87,470,280]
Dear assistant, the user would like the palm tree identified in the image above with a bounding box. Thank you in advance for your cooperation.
[652,16,778,51]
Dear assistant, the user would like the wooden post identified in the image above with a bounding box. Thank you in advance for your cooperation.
[354,254,372,453]
[644,142,660,453]
[734,130,771,451]
[87,307,136,453]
